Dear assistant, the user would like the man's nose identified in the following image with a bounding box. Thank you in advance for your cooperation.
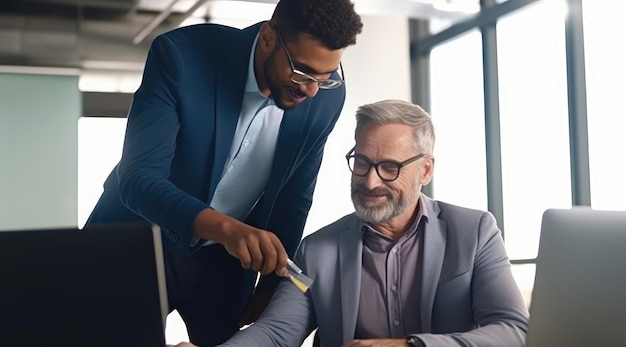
[361,166,383,190]
[299,82,320,98]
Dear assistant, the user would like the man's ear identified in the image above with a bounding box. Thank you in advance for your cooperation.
[420,156,435,185]
[258,23,277,53]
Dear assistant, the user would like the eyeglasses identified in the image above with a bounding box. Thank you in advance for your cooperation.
[345,147,425,182]
[275,29,344,90]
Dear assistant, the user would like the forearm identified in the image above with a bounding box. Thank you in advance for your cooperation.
[415,322,527,347]
[219,280,316,347]
[193,207,246,243]
[117,168,206,248]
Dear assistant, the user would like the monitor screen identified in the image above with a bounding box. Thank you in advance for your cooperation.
[0,224,168,347]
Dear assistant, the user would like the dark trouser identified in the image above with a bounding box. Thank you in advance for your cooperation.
[164,245,251,347]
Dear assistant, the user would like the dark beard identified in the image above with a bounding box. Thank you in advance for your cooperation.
[263,49,304,111]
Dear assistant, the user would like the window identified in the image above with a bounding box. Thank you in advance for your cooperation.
[77,117,127,228]
[429,0,480,35]
[497,0,571,261]
[430,29,488,212]
[582,0,626,211]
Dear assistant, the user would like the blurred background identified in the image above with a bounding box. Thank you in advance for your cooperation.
[1,0,624,345]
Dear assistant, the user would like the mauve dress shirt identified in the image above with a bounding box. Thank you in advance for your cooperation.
[355,197,428,339]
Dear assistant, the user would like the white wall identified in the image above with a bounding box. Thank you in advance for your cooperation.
[0,71,80,231]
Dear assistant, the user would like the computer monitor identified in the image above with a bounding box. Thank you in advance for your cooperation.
[0,224,168,347]
[526,208,626,347]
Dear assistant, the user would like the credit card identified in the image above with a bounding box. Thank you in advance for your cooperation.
[287,258,314,293]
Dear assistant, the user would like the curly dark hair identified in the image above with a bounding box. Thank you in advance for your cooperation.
[270,0,363,50]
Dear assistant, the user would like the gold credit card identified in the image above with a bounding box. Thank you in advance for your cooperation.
[287,259,314,293]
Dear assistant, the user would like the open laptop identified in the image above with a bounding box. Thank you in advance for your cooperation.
[526,208,626,347]
[0,224,168,347]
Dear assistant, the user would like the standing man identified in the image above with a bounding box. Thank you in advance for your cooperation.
[85,0,363,345]
[209,99,530,347]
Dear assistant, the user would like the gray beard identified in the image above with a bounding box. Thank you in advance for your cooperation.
[351,185,417,224]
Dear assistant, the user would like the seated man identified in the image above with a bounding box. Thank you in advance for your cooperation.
[176,99,530,347]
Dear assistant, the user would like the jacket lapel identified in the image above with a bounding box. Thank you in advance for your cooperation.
[419,197,446,332]
[209,21,309,216]
[335,199,447,338]
[262,101,310,198]
[252,101,310,227]
[339,215,363,342]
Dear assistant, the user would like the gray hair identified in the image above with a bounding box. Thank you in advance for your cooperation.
[355,99,435,154]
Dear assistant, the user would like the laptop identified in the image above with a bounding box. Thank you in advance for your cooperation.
[526,208,626,347]
[0,224,168,347]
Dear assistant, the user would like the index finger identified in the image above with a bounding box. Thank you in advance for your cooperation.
[271,237,288,277]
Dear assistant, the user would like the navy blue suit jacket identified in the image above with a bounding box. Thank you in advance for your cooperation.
[86,22,346,292]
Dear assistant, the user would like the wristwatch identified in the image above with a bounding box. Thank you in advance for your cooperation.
[407,335,426,347]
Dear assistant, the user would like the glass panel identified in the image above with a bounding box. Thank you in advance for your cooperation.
[430,29,488,211]
[497,0,571,260]
[0,73,80,230]
[77,117,127,228]
[582,0,626,211]
[430,10,478,35]
[428,0,480,34]
[511,264,535,308]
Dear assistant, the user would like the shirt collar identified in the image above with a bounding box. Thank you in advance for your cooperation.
[244,30,267,96]
[359,193,430,240]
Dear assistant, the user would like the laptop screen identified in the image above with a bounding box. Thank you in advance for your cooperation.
[0,224,168,347]
[526,208,626,347]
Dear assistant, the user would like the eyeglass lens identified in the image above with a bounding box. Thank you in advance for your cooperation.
[275,29,343,89]
[347,156,401,181]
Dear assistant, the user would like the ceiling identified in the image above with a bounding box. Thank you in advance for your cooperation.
[0,0,476,73]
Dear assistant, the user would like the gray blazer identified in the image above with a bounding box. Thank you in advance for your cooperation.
[220,195,529,347]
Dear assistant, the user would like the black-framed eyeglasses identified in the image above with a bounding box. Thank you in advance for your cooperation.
[275,29,344,90]
[345,147,425,182]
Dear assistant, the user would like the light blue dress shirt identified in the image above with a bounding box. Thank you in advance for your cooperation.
[196,32,284,247]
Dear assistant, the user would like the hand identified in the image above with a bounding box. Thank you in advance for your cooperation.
[238,288,274,327]
[222,224,289,276]
[341,338,410,347]
[194,208,289,276]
